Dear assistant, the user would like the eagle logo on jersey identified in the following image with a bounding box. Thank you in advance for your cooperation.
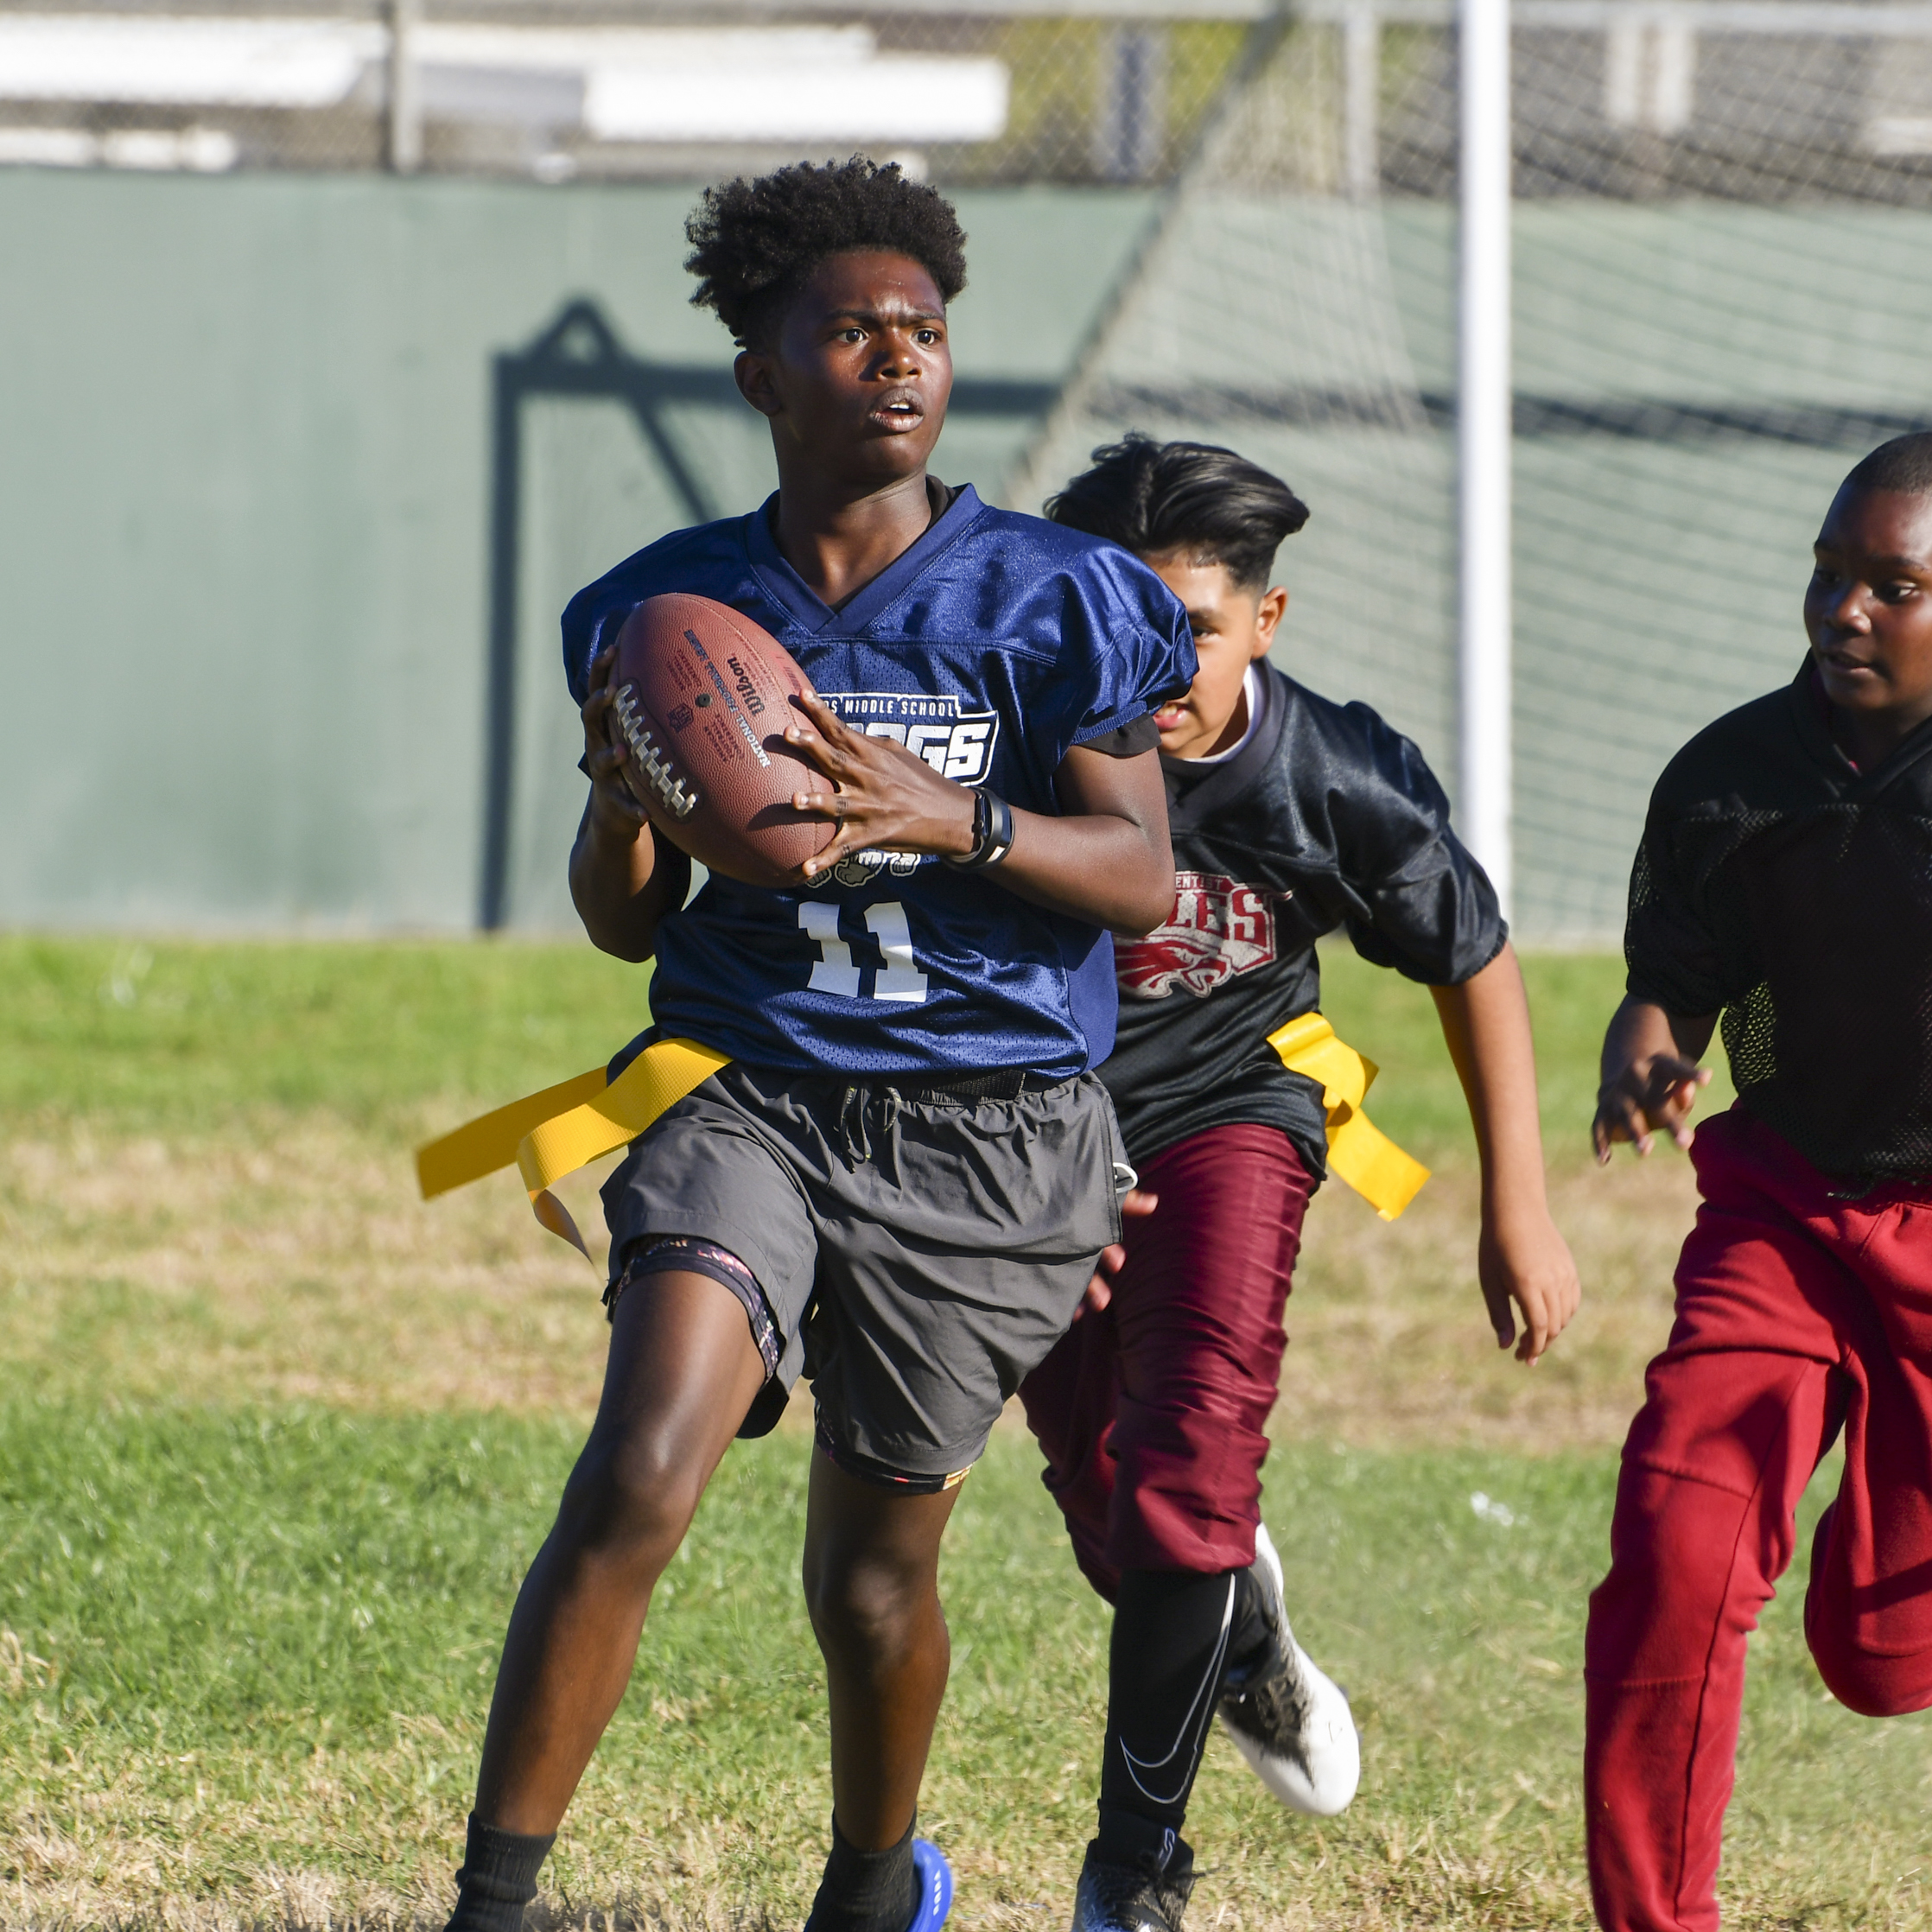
[1116,872,1281,998]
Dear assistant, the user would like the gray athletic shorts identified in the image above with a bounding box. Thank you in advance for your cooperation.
[599,1058,1126,1489]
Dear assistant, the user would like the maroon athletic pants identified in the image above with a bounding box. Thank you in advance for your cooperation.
[1018,1122,1314,1600]
[1586,1106,1932,1932]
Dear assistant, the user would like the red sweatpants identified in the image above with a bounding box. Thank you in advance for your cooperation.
[1017,1123,1313,1600]
[1586,1106,1932,1932]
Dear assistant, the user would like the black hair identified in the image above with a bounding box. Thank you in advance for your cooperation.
[1843,432,1932,500]
[684,156,969,350]
[1044,434,1310,591]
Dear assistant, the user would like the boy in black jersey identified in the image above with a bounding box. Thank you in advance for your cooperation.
[1018,436,1580,1932]
[1586,435,1932,1932]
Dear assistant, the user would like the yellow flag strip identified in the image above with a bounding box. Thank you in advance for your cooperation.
[1268,1011,1430,1221]
[415,1037,732,1262]
[415,1068,610,1200]
[414,1013,1422,1261]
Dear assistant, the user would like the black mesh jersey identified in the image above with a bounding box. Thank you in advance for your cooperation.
[1098,664,1508,1174]
[1626,660,1932,1185]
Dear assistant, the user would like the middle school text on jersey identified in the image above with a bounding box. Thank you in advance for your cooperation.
[1117,872,1284,1000]
[821,692,1000,784]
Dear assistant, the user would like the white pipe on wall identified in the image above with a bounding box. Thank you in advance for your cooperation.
[1457,0,1513,917]
[389,0,422,174]
[1343,4,1381,196]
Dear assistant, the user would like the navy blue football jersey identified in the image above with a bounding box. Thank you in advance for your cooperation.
[561,485,1195,1078]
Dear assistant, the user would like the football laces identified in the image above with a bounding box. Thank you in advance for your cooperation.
[613,683,699,819]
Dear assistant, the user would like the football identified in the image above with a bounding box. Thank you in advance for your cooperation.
[604,593,836,889]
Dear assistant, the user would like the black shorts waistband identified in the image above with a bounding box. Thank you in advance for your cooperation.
[743,1064,1068,1106]
[876,1066,1065,1104]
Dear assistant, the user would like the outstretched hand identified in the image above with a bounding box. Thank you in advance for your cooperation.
[1479,1204,1581,1365]
[1592,1053,1712,1162]
[1072,1186,1158,1322]
[782,691,977,881]
[1427,949,1582,1370]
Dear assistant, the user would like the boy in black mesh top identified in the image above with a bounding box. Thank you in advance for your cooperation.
[1019,435,1580,1932]
[1586,433,1932,1932]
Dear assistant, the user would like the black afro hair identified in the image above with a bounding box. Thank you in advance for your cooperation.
[684,156,969,349]
[1843,431,1932,500]
[1045,433,1310,591]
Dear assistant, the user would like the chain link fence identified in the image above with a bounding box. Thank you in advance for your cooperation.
[9,1,1929,937]
[0,3,1259,182]
[10,1,1932,196]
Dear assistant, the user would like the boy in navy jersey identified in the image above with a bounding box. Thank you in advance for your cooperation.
[441,165,1192,1932]
[1020,436,1579,1932]
[1586,435,1932,1931]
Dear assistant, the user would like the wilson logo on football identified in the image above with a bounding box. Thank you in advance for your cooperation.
[612,682,699,820]
[1117,873,1281,999]
[822,691,1000,785]
[725,656,767,717]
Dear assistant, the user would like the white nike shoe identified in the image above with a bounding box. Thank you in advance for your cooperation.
[1215,1523,1360,1816]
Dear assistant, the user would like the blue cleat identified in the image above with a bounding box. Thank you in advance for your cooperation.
[908,1840,954,1932]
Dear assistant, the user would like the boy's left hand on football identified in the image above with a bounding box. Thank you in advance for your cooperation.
[782,690,981,880]
[1478,1206,1581,1365]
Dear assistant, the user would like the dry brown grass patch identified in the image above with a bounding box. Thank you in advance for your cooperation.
[2,1122,1700,1454]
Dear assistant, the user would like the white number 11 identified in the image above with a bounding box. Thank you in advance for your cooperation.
[798,901,929,1005]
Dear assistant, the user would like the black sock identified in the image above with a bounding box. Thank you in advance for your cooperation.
[1096,1567,1256,1867]
[1223,1563,1278,1689]
[803,1814,918,1932]
[445,1813,556,1932]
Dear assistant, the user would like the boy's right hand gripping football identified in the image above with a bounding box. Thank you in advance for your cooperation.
[578,645,652,847]
[570,645,691,962]
[1592,996,1716,1163]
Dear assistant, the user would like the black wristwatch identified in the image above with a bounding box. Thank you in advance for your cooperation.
[944,789,1014,869]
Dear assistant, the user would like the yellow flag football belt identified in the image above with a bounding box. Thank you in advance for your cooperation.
[1266,1011,1431,1221]
[414,1011,1427,1256]
[414,1036,731,1261]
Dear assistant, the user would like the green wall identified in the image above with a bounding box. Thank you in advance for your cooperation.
[4,171,1928,938]
[0,170,1149,931]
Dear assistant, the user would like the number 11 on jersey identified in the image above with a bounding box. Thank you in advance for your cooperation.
[798,902,929,1004]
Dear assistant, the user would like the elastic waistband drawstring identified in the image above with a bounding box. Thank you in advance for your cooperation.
[836,1083,904,1165]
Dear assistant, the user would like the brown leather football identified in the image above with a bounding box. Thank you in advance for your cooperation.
[604,593,835,889]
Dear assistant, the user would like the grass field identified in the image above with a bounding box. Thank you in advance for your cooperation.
[4,936,1930,1931]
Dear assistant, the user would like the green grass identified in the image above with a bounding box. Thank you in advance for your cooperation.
[0,936,647,1138]
[0,934,1700,1164]
[1315,946,1675,1163]
[4,1404,1928,1929]
[0,934,1847,1929]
